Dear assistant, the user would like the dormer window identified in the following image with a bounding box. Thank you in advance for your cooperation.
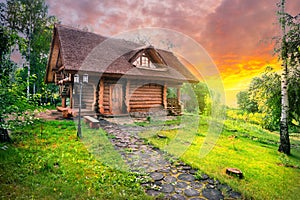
[142,55,149,66]
[131,49,168,72]
[133,53,157,69]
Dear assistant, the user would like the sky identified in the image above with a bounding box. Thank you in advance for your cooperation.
[45,0,300,107]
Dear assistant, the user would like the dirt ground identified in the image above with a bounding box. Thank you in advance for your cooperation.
[35,109,65,121]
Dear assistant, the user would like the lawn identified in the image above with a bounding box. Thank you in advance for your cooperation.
[1,115,299,200]
[0,120,151,200]
[139,114,300,200]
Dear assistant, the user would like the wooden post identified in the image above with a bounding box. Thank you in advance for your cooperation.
[177,86,181,103]
[163,83,167,109]
[109,85,112,114]
[126,80,130,113]
[92,84,96,111]
[61,97,66,108]
[70,84,73,108]
[99,79,104,114]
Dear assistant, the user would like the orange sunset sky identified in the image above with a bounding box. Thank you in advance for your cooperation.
[46,0,300,107]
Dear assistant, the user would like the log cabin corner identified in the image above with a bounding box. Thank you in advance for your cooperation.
[45,24,198,117]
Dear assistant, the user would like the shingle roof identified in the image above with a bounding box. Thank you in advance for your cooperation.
[46,24,198,82]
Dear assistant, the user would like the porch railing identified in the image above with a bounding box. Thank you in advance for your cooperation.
[167,98,182,115]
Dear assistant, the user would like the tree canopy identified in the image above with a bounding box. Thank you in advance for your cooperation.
[0,0,58,142]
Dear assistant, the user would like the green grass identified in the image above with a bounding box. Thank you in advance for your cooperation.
[132,116,182,127]
[2,115,299,199]
[140,115,300,200]
[0,120,151,200]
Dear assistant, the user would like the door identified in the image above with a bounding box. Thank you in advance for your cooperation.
[111,84,123,114]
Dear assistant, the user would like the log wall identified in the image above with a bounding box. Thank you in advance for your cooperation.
[73,84,95,110]
[97,78,179,115]
[129,83,163,113]
[81,84,95,110]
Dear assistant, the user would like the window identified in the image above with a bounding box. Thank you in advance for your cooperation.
[142,56,148,66]
[133,53,156,69]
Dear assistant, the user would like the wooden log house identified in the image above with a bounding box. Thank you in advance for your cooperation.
[45,24,198,117]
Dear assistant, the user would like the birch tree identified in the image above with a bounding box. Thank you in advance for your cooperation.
[277,0,300,154]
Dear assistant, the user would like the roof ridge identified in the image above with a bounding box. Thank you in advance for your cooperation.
[55,23,108,38]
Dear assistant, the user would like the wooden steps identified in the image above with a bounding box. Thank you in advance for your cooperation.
[167,98,182,116]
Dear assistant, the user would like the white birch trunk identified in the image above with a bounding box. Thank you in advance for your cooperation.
[278,0,290,154]
[279,62,290,154]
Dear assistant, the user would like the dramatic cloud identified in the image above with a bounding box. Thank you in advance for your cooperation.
[47,0,222,35]
[202,0,278,57]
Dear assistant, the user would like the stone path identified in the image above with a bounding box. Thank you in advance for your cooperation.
[99,119,242,200]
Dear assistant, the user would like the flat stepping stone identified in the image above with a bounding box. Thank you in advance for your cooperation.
[161,183,175,193]
[164,176,177,183]
[116,143,127,147]
[228,191,242,199]
[200,174,209,180]
[150,172,164,181]
[170,194,187,200]
[127,144,139,149]
[202,188,224,200]
[182,165,192,170]
[175,189,183,194]
[207,179,215,185]
[178,174,195,182]
[206,184,215,189]
[154,180,162,186]
[159,168,171,173]
[190,181,203,189]
[146,189,161,196]
[184,188,200,197]
[140,154,151,159]
[176,181,188,188]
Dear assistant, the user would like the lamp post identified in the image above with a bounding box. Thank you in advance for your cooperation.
[74,73,88,138]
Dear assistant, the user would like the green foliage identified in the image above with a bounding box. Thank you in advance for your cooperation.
[167,87,177,98]
[0,73,36,130]
[288,75,300,129]
[1,0,59,104]
[227,109,264,126]
[0,120,150,199]
[0,0,61,135]
[236,91,258,113]
[181,82,209,114]
[248,68,281,130]
[238,67,300,131]
[275,5,300,69]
